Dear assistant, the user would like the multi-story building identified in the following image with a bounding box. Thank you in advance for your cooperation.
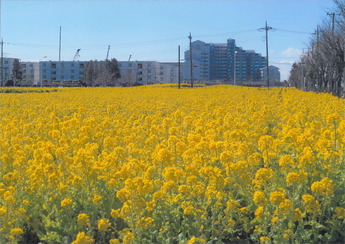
[1,59,179,87]
[0,58,16,85]
[118,61,178,85]
[39,61,85,86]
[184,40,211,82]
[228,39,267,84]
[261,65,281,85]
[210,43,228,81]
[21,62,40,86]
[185,38,269,84]
[159,62,178,84]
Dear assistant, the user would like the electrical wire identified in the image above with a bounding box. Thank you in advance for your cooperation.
[275,28,312,35]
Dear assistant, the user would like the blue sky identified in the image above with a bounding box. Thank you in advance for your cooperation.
[1,0,337,80]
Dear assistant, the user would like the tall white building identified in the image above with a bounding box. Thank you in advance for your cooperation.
[184,40,211,82]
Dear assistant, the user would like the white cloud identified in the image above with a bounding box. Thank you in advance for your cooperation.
[282,48,302,58]
[279,59,295,65]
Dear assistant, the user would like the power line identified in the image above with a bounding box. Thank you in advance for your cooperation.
[275,28,312,35]
[194,29,258,38]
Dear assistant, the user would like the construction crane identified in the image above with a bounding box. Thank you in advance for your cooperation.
[73,49,81,62]
[128,55,132,62]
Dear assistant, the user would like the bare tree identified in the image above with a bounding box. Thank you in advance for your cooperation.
[290,0,345,97]
[83,59,121,87]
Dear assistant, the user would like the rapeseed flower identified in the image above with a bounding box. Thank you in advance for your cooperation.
[71,232,94,244]
[97,218,111,231]
[0,86,344,243]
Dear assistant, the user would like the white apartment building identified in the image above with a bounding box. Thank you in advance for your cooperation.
[1,58,40,86]
[118,61,178,85]
[21,62,40,86]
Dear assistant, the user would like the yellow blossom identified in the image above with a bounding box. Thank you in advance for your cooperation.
[61,198,73,208]
[253,191,267,206]
[97,218,111,231]
[77,213,90,227]
[71,232,94,244]
[10,228,23,236]
[260,236,271,243]
[269,189,286,205]
[311,177,334,196]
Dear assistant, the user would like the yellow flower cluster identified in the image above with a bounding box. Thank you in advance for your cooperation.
[0,85,344,243]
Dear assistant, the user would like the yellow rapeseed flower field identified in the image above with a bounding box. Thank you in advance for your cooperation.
[0,85,344,243]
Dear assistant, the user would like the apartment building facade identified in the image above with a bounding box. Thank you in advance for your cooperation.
[0,58,16,85]
[40,61,85,86]
[261,65,281,85]
[184,39,270,84]
[184,40,211,82]
[227,39,267,83]
[118,61,178,85]
[21,62,40,86]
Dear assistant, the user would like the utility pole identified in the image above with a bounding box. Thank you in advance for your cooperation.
[188,32,193,88]
[313,25,320,45]
[59,26,62,61]
[258,22,273,89]
[301,62,305,91]
[313,26,320,90]
[1,39,3,87]
[106,45,110,60]
[178,45,181,89]
[327,12,340,35]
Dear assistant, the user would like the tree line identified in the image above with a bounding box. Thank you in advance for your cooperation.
[289,0,345,97]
